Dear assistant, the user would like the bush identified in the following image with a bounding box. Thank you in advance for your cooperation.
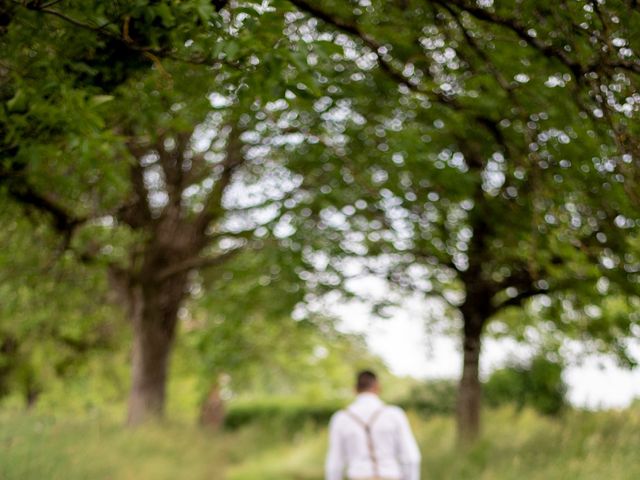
[484,355,567,416]
[397,380,457,417]
[224,398,345,430]
[225,379,459,431]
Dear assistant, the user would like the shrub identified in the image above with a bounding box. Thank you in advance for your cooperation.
[224,398,345,430]
[484,355,567,416]
[397,380,457,416]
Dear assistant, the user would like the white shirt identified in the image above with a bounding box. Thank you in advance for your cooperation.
[325,393,421,480]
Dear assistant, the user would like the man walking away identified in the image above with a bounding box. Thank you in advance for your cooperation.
[325,370,421,480]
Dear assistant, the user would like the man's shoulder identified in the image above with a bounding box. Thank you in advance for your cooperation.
[329,408,348,423]
[330,400,406,418]
[384,404,404,412]
[330,408,346,417]
[382,404,409,419]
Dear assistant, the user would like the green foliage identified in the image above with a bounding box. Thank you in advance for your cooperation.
[176,307,387,410]
[224,378,457,431]
[224,397,344,431]
[0,202,123,406]
[2,0,640,427]
[397,380,458,417]
[1,0,368,415]
[484,355,567,416]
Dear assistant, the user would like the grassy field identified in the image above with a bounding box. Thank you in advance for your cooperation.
[1,405,640,479]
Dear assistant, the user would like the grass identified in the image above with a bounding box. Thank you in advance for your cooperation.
[415,407,640,480]
[1,405,640,479]
[0,413,228,480]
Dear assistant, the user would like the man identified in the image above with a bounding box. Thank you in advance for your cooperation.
[325,370,421,480]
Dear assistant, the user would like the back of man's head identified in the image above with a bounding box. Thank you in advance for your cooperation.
[356,370,378,393]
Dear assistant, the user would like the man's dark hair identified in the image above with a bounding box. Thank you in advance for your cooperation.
[356,370,378,392]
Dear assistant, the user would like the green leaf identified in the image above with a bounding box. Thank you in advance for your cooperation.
[314,40,343,57]
[155,3,176,27]
[89,95,114,107]
[7,90,28,113]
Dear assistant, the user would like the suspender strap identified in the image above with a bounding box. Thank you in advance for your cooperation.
[344,405,386,478]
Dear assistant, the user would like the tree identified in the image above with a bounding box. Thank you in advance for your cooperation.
[284,0,640,443]
[1,1,341,424]
[0,201,119,409]
[3,0,639,439]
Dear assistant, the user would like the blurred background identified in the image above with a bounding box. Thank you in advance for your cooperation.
[2,0,640,479]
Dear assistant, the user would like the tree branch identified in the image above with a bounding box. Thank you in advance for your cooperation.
[434,0,588,77]
[288,0,456,106]
[114,140,154,229]
[0,165,85,235]
[156,246,243,281]
[494,288,544,311]
[155,131,191,209]
[436,0,640,78]
[15,2,233,68]
[195,125,246,233]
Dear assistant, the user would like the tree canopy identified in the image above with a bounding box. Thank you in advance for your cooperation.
[1,0,639,443]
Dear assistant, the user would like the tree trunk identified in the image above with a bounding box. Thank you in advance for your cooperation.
[126,275,187,426]
[456,318,483,445]
[113,127,240,426]
[199,379,225,430]
[456,180,493,445]
[457,269,492,445]
[127,313,173,424]
[25,383,41,410]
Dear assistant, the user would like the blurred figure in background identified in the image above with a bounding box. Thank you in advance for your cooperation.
[325,370,421,480]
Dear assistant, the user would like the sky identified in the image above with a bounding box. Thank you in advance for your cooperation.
[331,289,640,410]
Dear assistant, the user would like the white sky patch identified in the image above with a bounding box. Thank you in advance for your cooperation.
[331,293,640,409]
